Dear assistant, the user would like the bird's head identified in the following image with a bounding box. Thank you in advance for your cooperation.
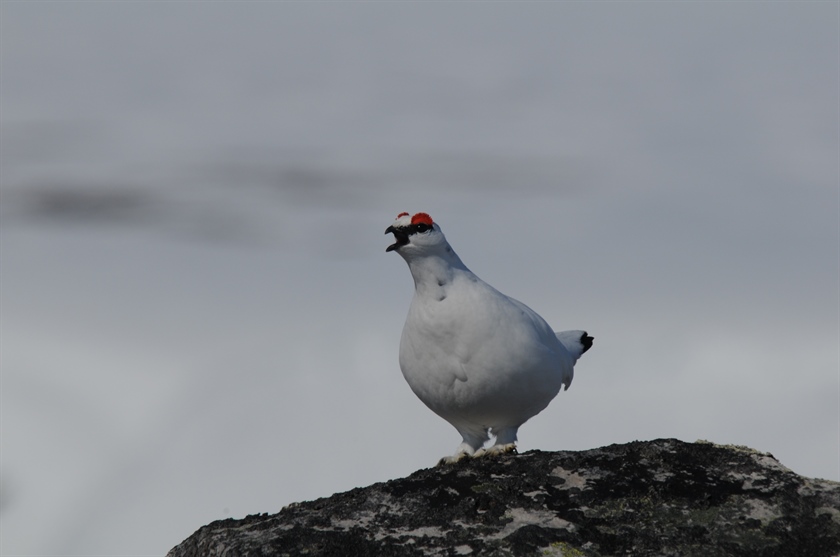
[385,212,449,258]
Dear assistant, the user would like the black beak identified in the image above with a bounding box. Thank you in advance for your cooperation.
[385,225,409,252]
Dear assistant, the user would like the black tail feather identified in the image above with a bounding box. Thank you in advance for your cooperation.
[580,332,594,354]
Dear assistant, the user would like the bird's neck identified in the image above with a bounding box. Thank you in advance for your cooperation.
[405,248,471,297]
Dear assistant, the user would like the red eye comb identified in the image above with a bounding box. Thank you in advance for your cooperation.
[411,213,434,226]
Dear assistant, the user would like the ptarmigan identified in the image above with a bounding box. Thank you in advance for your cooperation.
[386,212,593,465]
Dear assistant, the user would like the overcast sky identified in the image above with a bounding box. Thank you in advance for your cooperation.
[1,2,838,556]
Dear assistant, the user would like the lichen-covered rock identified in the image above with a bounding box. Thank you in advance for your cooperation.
[167,439,840,557]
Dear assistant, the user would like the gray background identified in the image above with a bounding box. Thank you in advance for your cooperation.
[1,2,838,555]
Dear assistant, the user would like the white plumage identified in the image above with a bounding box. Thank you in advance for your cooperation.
[386,212,593,464]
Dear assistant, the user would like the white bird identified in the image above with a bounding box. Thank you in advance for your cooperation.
[386,212,592,465]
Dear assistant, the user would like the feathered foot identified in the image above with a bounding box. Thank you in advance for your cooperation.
[437,452,470,466]
[473,443,517,458]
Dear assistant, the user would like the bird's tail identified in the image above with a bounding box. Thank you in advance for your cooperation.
[555,330,593,362]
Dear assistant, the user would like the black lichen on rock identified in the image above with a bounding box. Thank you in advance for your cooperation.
[167,439,840,556]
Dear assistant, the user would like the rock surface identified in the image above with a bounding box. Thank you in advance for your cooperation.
[167,439,840,557]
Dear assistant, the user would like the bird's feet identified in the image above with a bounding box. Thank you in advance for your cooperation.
[437,441,477,466]
[437,452,470,466]
[437,443,517,466]
[474,443,517,458]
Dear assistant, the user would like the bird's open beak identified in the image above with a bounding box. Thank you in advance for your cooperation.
[385,225,409,252]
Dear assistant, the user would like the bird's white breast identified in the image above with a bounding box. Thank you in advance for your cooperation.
[398,269,572,427]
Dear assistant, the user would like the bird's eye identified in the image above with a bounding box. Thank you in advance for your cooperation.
[414,223,430,233]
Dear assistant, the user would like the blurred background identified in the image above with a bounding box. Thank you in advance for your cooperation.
[1,2,838,555]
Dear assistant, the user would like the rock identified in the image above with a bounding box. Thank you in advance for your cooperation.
[167,439,840,557]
